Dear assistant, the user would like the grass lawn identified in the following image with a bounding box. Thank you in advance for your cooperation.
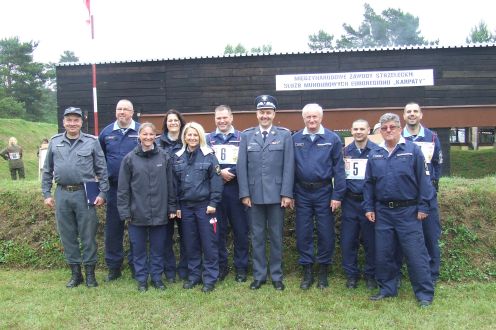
[450,147,496,178]
[0,269,495,329]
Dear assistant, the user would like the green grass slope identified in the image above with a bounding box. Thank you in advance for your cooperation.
[0,119,58,181]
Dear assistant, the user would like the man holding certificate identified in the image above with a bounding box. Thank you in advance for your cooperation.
[402,102,443,286]
[42,107,109,288]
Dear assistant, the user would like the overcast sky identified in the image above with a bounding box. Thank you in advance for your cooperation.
[1,0,495,63]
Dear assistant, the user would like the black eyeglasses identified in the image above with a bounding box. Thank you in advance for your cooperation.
[380,125,399,131]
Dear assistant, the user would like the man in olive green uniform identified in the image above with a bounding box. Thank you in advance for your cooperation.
[42,107,109,288]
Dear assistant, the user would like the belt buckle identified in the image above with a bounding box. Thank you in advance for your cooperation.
[388,201,394,208]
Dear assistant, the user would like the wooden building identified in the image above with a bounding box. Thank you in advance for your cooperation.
[56,43,496,175]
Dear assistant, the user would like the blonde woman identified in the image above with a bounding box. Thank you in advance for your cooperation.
[172,122,223,293]
[1,137,25,180]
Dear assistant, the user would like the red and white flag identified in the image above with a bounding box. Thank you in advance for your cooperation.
[84,0,91,24]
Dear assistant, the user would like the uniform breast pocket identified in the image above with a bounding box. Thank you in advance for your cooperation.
[247,144,262,152]
[76,149,94,174]
[268,143,284,152]
[371,158,387,178]
[173,162,186,178]
[396,155,414,175]
[186,162,209,183]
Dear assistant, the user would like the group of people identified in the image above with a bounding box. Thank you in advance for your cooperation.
[41,95,442,307]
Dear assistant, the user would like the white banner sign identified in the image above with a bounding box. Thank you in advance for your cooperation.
[276,69,434,91]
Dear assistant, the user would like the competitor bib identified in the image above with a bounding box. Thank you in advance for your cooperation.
[9,152,20,160]
[414,142,435,163]
[212,144,239,165]
[345,158,367,180]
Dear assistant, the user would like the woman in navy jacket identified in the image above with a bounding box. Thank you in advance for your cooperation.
[156,109,188,283]
[118,122,176,291]
[173,122,223,293]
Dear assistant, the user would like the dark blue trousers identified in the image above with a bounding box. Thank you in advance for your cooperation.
[105,184,133,270]
[295,185,334,265]
[395,196,441,283]
[181,201,219,286]
[340,197,375,279]
[217,182,249,272]
[375,203,434,302]
[128,224,167,283]
[163,219,188,280]
[423,197,441,282]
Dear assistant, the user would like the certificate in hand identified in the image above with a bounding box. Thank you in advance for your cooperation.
[84,181,100,205]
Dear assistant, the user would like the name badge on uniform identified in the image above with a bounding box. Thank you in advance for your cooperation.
[414,142,435,163]
[212,144,239,165]
[345,158,368,180]
[8,152,20,160]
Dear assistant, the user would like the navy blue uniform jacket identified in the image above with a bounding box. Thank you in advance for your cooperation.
[363,140,434,214]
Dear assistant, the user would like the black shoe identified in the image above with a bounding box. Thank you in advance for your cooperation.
[166,277,176,284]
[129,264,136,280]
[218,267,229,281]
[418,300,432,308]
[346,278,358,289]
[272,280,285,291]
[151,280,166,290]
[365,278,378,290]
[66,264,84,288]
[249,280,266,290]
[369,293,393,301]
[316,264,329,289]
[137,281,148,292]
[202,284,215,293]
[300,265,314,290]
[235,272,247,283]
[183,280,200,289]
[105,268,122,282]
[85,264,98,288]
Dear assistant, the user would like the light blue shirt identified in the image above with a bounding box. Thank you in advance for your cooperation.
[302,125,324,141]
[112,120,137,134]
[379,136,406,156]
[402,125,425,141]
[215,126,235,140]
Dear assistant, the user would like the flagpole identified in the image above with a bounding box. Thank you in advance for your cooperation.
[85,0,99,136]
[90,14,99,136]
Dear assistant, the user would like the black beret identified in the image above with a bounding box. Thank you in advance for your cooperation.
[63,107,83,117]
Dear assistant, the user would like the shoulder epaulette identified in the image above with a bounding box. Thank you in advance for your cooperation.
[242,127,256,133]
[50,133,64,140]
[82,133,98,139]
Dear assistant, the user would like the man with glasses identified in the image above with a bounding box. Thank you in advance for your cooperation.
[99,99,141,281]
[363,113,434,308]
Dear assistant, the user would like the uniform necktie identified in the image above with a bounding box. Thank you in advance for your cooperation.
[262,131,268,142]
